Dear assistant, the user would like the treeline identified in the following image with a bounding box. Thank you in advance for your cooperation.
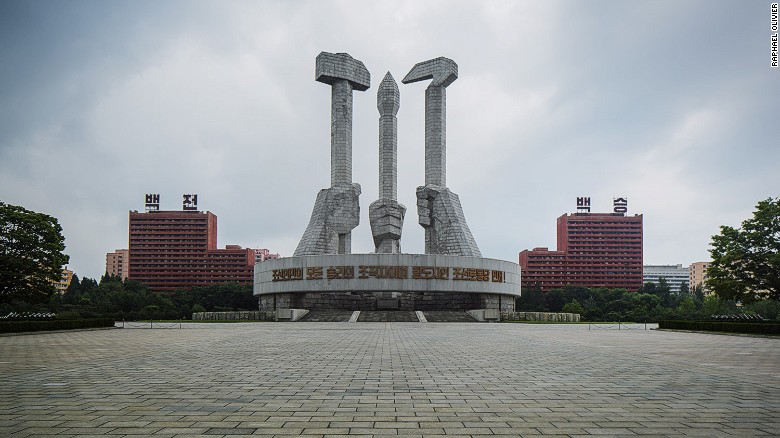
[1,274,258,321]
[5,275,779,323]
[517,279,780,322]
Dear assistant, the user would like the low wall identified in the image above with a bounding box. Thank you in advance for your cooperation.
[192,311,274,321]
[502,312,580,322]
[255,254,522,297]
[467,309,501,322]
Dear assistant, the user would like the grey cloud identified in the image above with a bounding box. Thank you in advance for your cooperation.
[1,0,777,277]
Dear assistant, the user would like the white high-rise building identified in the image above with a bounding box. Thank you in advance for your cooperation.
[643,264,690,293]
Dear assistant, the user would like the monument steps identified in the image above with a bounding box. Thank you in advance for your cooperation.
[423,310,479,323]
[297,309,354,322]
[357,311,419,322]
[295,309,479,322]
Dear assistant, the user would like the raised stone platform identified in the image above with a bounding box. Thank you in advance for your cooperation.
[254,253,520,312]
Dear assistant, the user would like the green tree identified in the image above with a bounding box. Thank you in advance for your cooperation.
[676,296,699,320]
[544,288,567,312]
[0,202,69,304]
[59,275,178,320]
[656,277,675,306]
[562,299,584,315]
[639,280,675,307]
[66,274,80,293]
[708,197,780,302]
[561,286,591,303]
[701,295,738,316]
[742,300,780,321]
[516,286,546,312]
[192,304,206,314]
[692,284,705,304]
[175,282,257,313]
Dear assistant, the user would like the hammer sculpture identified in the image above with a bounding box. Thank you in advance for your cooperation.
[403,58,481,257]
[294,52,370,256]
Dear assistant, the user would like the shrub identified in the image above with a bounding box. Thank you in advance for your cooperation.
[0,318,115,334]
[55,311,82,320]
[659,320,780,335]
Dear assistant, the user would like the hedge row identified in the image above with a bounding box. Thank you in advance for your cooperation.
[0,318,116,334]
[659,320,780,335]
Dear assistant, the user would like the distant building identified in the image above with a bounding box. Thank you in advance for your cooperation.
[254,248,281,262]
[520,207,643,292]
[643,264,689,293]
[106,249,130,280]
[52,267,73,294]
[128,210,255,292]
[689,261,711,294]
[518,248,567,291]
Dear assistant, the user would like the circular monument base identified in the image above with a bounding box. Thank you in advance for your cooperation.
[254,254,521,312]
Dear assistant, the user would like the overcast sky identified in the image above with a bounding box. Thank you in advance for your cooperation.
[1,0,778,279]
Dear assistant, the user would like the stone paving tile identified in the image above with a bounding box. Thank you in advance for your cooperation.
[106,427,166,435]
[1,322,779,437]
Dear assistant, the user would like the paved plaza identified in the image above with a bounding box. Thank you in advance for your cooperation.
[1,323,778,437]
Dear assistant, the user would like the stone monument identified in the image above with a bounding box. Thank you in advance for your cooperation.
[402,58,481,257]
[294,53,369,256]
[256,52,520,320]
[369,72,406,254]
